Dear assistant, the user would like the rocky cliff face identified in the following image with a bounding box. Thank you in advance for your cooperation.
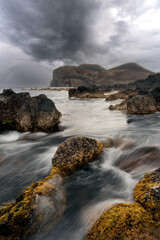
[50,63,154,87]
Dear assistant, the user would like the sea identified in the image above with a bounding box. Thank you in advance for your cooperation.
[0,88,160,240]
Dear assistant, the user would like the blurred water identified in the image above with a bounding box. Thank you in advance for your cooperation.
[0,88,160,239]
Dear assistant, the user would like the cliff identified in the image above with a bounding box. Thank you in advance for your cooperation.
[50,63,154,87]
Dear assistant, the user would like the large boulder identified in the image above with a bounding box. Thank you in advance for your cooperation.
[52,136,103,176]
[109,91,157,114]
[0,89,62,132]
[0,136,103,239]
[87,168,160,240]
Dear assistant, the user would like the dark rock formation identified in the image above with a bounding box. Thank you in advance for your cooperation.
[109,90,157,114]
[0,89,62,132]
[0,136,103,239]
[69,86,106,98]
[87,168,160,240]
[50,63,153,87]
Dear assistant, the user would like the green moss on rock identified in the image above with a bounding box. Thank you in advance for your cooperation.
[0,136,103,239]
[87,168,160,240]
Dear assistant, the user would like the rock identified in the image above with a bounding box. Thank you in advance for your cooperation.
[117,146,160,172]
[52,136,103,176]
[0,89,62,132]
[102,138,134,150]
[87,168,160,240]
[126,94,157,114]
[0,136,103,239]
[109,91,157,114]
[152,87,160,110]
[134,168,160,221]
[69,86,106,98]
[0,168,66,239]
[50,63,153,88]
[105,91,128,101]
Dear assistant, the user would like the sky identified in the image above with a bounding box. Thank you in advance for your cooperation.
[0,0,160,87]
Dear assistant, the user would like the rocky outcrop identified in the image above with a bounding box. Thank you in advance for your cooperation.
[0,89,62,132]
[109,90,157,114]
[69,86,106,98]
[87,168,160,240]
[0,136,103,239]
[50,63,153,87]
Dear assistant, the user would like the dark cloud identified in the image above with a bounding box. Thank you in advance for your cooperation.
[0,0,100,62]
[0,0,160,80]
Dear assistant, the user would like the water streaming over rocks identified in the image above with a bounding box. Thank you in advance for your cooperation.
[0,88,160,239]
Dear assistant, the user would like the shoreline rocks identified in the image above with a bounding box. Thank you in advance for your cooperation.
[0,136,103,239]
[69,86,107,98]
[109,88,159,115]
[0,89,62,132]
[87,168,160,240]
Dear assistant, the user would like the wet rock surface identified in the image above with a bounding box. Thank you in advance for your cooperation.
[87,168,160,240]
[109,89,158,115]
[0,136,103,239]
[69,86,106,98]
[0,89,62,132]
[52,136,103,176]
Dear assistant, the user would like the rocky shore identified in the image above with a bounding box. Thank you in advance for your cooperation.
[109,88,160,114]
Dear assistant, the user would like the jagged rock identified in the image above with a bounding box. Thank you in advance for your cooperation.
[52,136,103,176]
[109,91,157,114]
[0,136,103,239]
[69,86,106,98]
[0,89,62,132]
[87,168,160,240]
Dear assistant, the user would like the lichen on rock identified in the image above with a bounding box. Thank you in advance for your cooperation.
[52,136,103,176]
[0,136,103,239]
[87,168,160,240]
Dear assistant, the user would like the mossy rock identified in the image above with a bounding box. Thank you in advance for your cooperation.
[0,136,103,239]
[52,136,103,176]
[86,203,157,240]
[134,168,160,222]
[87,168,160,240]
[0,167,65,239]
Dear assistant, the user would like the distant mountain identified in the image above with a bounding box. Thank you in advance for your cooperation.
[79,64,107,72]
[50,63,154,87]
[110,62,153,73]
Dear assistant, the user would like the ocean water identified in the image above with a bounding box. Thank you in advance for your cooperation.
[0,88,160,240]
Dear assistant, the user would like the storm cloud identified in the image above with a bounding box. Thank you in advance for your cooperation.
[0,0,160,86]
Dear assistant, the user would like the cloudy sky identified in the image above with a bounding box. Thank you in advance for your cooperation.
[0,0,160,87]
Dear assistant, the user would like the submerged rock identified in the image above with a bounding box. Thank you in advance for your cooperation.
[0,168,65,239]
[0,136,103,239]
[87,168,160,240]
[117,146,160,173]
[0,89,62,132]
